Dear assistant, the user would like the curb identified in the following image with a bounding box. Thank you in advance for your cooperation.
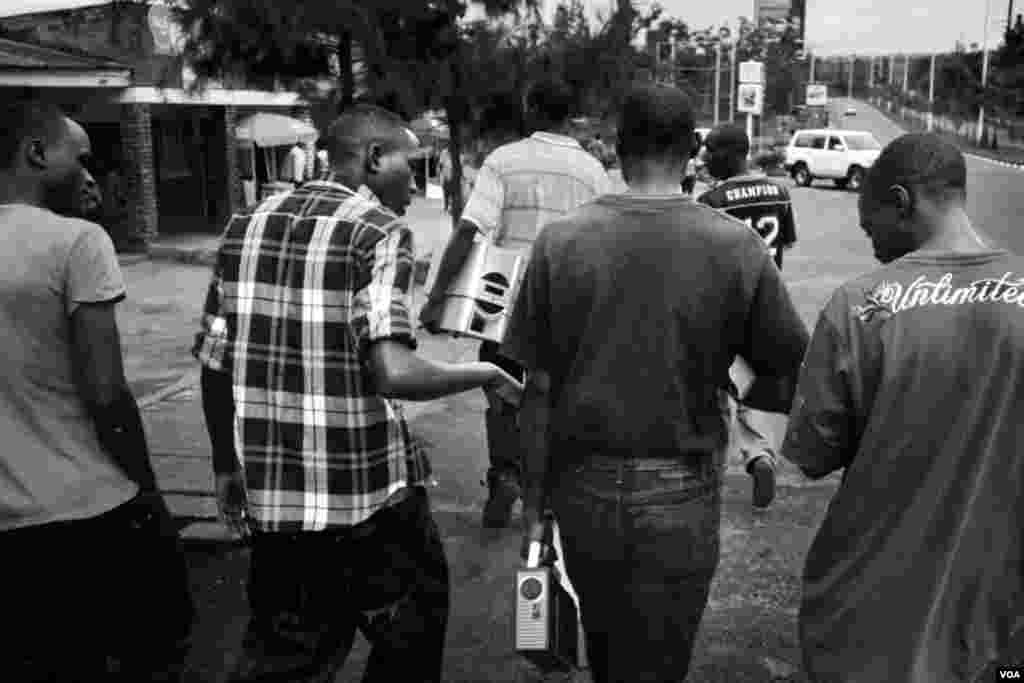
[125,244,433,284]
[869,98,1024,172]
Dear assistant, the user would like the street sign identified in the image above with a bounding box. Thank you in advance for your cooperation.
[737,83,764,115]
[806,83,828,107]
[739,60,764,84]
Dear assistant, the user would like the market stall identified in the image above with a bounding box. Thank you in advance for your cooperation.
[235,112,319,202]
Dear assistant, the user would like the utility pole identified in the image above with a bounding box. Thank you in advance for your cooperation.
[1009,0,1016,32]
[714,37,722,125]
[848,54,855,98]
[728,39,736,123]
[903,54,910,92]
[928,52,936,132]
[978,0,993,144]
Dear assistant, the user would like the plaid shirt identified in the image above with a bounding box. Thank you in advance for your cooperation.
[193,180,430,532]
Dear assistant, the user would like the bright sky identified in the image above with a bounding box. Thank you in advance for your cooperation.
[510,0,1006,56]
[3,0,1009,56]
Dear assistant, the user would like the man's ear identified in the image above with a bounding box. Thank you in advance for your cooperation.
[364,142,384,176]
[25,138,47,170]
[889,184,914,218]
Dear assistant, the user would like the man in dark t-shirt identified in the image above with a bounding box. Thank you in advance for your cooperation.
[502,84,809,683]
[699,124,798,507]
[698,125,796,270]
[786,133,1024,681]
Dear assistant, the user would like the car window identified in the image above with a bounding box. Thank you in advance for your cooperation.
[811,136,826,150]
[828,136,844,150]
[843,133,882,151]
[794,134,812,148]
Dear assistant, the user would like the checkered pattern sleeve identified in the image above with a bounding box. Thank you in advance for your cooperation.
[193,259,231,374]
[351,221,419,355]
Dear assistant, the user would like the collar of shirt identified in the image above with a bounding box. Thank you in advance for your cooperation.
[304,178,382,205]
[530,131,583,149]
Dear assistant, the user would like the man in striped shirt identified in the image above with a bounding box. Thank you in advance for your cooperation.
[194,104,521,682]
[421,78,612,528]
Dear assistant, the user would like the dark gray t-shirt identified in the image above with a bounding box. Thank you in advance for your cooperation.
[784,249,1024,681]
[0,204,136,530]
[501,193,808,458]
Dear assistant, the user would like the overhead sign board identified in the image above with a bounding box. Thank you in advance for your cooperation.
[737,83,764,115]
[739,60,764,84]
[806,83,828,107]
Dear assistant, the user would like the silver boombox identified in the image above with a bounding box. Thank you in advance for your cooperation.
[514,538,582,672]
[434,239,525,344]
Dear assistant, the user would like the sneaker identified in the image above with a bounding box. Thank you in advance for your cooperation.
[749,456,776,509]
[482,471,521,528]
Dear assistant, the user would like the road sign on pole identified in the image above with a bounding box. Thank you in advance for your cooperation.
[739,60,764,84]
[806,83,828,106]
[737,83,764,115]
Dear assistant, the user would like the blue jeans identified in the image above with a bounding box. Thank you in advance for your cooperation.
[550,454,722,683]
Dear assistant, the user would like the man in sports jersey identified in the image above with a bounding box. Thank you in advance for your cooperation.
[421,78,612,528]
[698,124,797,507]
[785,133,1024,681]
[698,124,796,269]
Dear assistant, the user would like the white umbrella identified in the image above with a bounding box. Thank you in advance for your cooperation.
[235,112,319,148]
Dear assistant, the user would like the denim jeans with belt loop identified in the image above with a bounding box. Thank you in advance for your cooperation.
[549,451,723,683]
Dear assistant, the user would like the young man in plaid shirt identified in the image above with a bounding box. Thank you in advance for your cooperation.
[194,104,522,682]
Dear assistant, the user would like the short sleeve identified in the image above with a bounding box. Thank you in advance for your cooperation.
[193,259,231,373]
[782,311,856,478]
[501,231,552,372]
[739,253,809,380]
[351,223,418,355]
[65,222,126,317]
[461,158,505,239]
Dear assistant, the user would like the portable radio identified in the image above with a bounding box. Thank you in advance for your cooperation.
[514,535,581,672]
[433,239,525,344]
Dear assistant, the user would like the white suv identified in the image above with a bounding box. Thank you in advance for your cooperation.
[784,129,882,191]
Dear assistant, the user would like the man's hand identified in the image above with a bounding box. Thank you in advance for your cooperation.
[485,365,524,407]
[215,471,251,540]
[519,507,557,566]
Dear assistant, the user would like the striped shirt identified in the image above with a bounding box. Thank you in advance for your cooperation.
[461,132,613,254]
[193,181,429,532]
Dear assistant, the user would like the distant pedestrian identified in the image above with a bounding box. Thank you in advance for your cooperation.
[506,83,808,683]
[314,139,330,178]
[194,103,522,683]
[785,133,1024,681]
[0,97,194,682]
[438,143,453,213]
[283,140,307,186]
[420,77,613,529]
[698,124,800,508]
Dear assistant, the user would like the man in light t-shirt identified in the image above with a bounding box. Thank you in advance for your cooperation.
[284,141,308,185]
[421,78,612,528]
[0,99,193,681]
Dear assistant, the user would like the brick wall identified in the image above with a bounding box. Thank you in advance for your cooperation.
[120,103,158,250]
[223,105,242,214]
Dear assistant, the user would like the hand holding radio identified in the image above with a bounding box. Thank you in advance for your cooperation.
[487,365,523,407]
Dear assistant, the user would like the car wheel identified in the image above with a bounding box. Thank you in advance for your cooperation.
[793,164,812,187]
[834,178,849,189]
[847,166,865,192]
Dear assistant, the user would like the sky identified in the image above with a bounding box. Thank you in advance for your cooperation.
[469,0,1007,56]
[2,0,1009,56]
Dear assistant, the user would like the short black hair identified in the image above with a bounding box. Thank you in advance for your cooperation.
[0,96,68,170]
[616,83,695,162]
[865,133,967,205]
[527,77,574,126]
[706,124,749,158]
[324,104,410,165]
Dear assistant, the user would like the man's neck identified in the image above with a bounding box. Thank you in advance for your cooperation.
[322,169,364,193]
[0,174,43,208]
[918,209,993,254]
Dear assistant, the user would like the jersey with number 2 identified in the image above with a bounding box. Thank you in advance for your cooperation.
[697,175,797,259]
